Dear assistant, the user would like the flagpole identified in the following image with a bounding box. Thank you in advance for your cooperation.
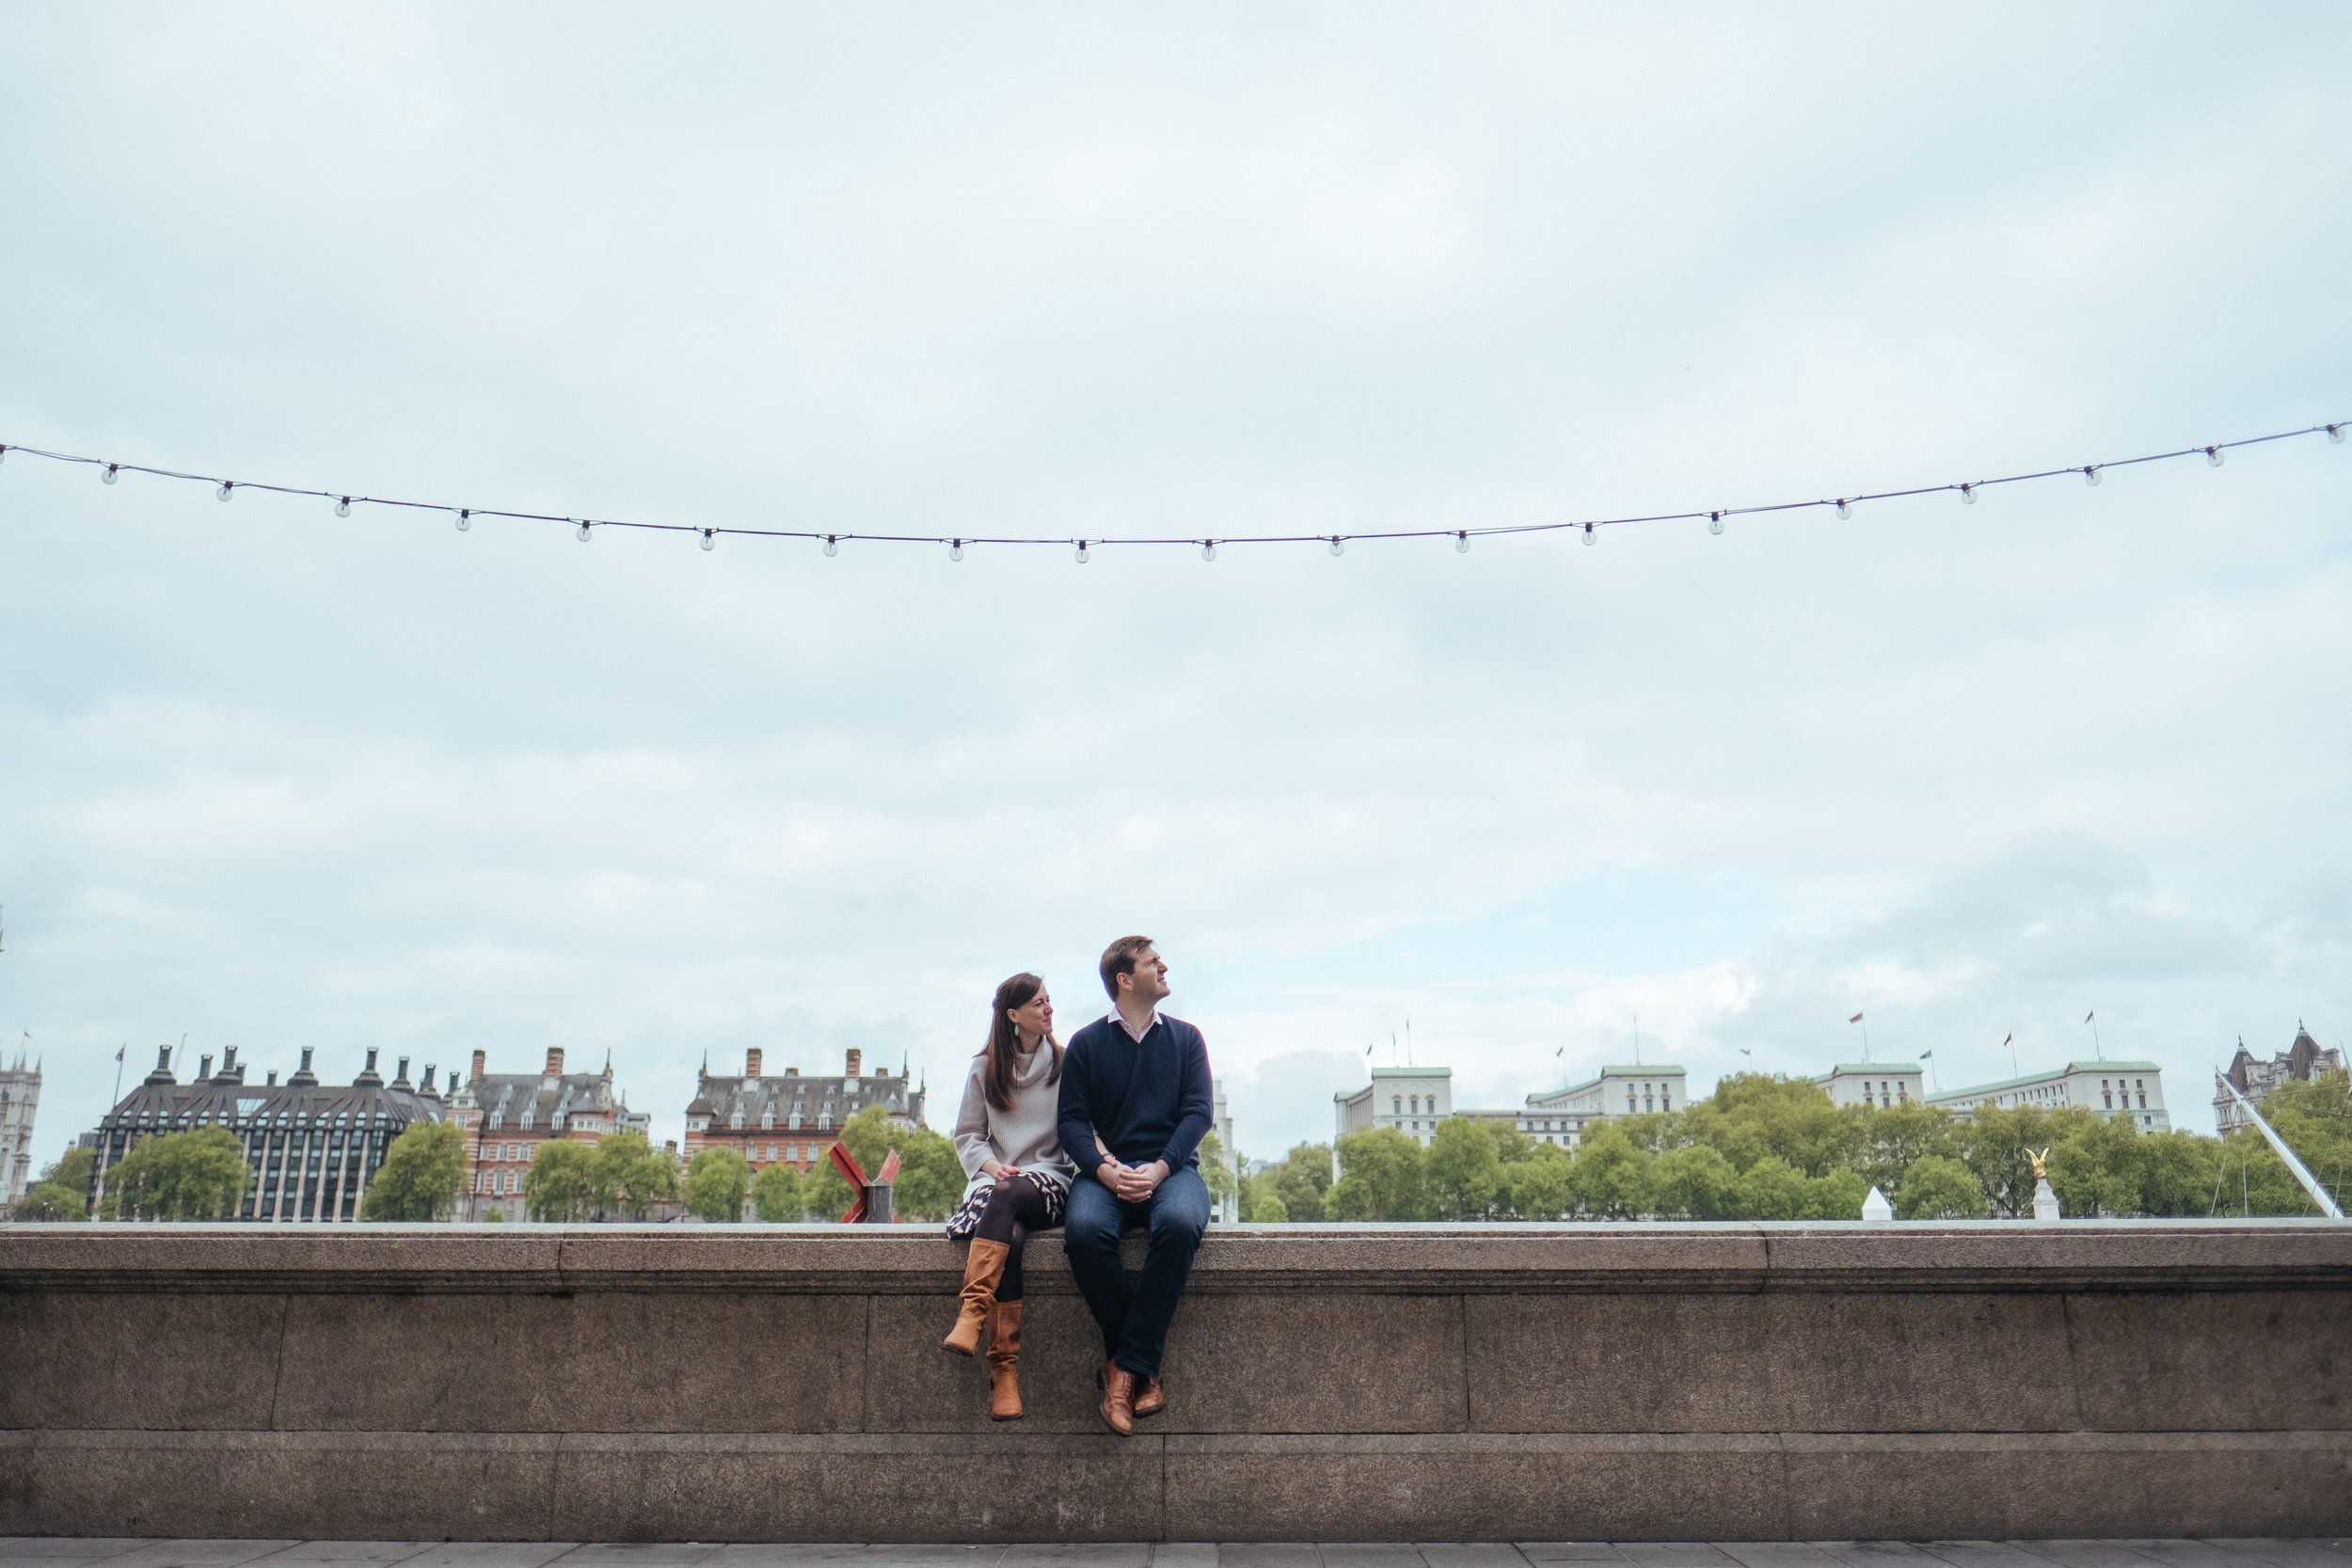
[2086,1011,2103,1061]
[112,1042,124,1106]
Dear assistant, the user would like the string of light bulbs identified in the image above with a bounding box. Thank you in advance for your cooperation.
[0,420,2344,561]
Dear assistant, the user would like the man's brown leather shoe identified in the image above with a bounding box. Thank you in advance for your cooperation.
[1097,1359,1136,1436]
[1132,1374,1165,1418]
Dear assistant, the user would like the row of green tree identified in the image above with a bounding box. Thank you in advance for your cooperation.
[1212,1069,2352,1222]
[8,1102,972,1224]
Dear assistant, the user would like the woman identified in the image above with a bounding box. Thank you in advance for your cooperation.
[943,971,1076,1419]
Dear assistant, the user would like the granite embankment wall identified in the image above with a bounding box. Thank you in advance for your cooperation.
[2,1222,2348,1542]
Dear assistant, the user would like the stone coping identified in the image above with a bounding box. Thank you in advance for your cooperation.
[2,1220,2346,1295]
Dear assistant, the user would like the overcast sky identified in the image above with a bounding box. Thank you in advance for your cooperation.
[3,3,2348,1168]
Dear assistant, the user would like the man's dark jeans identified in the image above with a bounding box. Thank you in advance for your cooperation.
[1062,1165,1210,1380]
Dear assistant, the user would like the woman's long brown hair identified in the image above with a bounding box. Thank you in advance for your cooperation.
[985,972,1063,1112]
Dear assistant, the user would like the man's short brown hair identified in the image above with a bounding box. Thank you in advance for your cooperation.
[1100,935,1155,1000]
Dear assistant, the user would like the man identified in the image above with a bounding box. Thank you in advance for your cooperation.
[1057,934,1214,1435]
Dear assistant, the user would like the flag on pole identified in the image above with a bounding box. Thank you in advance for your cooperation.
[2003,1033,2012,1045]
[1364,1040,1374,1057]
[114,1044,124,1062]
[1849,1013,1864,1023]
[1918,1050,1932,1060]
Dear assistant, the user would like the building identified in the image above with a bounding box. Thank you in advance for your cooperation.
[84,1044,449,1222]
[1519,1063,1687,1146]
[1334,1067,1454,1146]
[1928,1060,2170,1132]
[2217,1025,2344,1134]
[1815,1063,1926,1110]
[448,1047,654,1221]
[0,1050,37,1207]
[683,1048,927,1195]
[1211,1079,1236,1222]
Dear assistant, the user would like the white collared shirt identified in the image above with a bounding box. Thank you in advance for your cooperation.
[1111,1007,1160,1043]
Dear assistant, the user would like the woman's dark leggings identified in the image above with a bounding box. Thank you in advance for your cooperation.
[975,1173,1055,1302]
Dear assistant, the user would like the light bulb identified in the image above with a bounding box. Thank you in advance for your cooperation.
[576,520,592,542]
[1835,499,1851,518]
[335,496,351,518]
[103,464,119,484]
[1960,483,1977,504]
[216,481,233,501]
[1454,532,1470,554]
[2328,424,2344,445]
[1582,522,1595,546]
[2083,467,2101,486]
[1328,537,1343,557]
[823,536,838,557]
[1708,512,1724,536]
[1075,542,1089,564]
[1201,541,1216,562]
[950,539,963,562]
[454,510,471,531]
[700,530,716,552]
[2205,446,2224,467]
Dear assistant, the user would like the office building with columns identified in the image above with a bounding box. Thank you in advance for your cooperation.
[683,1048,927,1193]
[448,1047,654,1221]
[1929,1060,2171,1132]
[1,1049,38,1207]
[1815,1063,1927,1110]
[83,1044,450,1222]
[1336,1062,1687,1151]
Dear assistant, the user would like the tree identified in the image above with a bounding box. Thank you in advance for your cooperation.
[687,1147,751,1222]
[1426,1117,1504,1219]
[1568,1122,1653,1218]
[1650,1144,1740,1220]
[1959,1105,2090,1217]
[1505,1143,1575,1219]
[1736,1155,1807,1220]
[361,1121,469,1221]
[1198,1131,1242,1213]
[593,1131,679,1219]
[1898,1154,1989,1219]
[103,1127,251,1221]
[832,1102,963,1221]
[1798,1166,1869,1219]
[2048,1113,2143,1218]
[13,1147,95,1222]
[1327,1126,1427,1220]
[525,1139,606,1222]
[806,1157,855,1221]
[1268,1142,1333,1222]
[2136,1131,2221,1216]
[1852,1101,1962,1197]
[753,1162,804,1221]
[1246,1189,1290,1223]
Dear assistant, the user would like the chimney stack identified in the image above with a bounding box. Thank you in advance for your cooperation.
[266,1069,279,1086]
[394,1056,413,1087]
[784,1066,798,1076]
[746,1048,764,1078]
[289,1047,318,1086]
[545,1047,565,1080]
[846,1049,862,1078]
[199,1055,213,1080]
[471,1049,486,1081]
[220,1046,239,1079]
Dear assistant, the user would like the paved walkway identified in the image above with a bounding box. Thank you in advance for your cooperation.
[6,1544,2352,1568]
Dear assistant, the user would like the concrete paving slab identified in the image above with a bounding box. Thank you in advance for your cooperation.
[1720,1549,1837,1568]
[1000,1549,1149,1568]
[1148,1549,1216,1568]
[548,1550,721,1568]
[103,1544,306,1568]
[855,1552,1006,1568]
[1611,1550,1740,1568]
[2197,1546,2352,1568]
[0,1545,146,1561]
[0,1557,146,1568]
[1311,1550,1422,1568]
[254,1547,435,1566]
[1420,1550,1528,1568]
[397,1549,579,1568]
[1216,1550,1320,1568]
[2114,1545,2274,1568]
[1919,1549,2052,1568]
[1516,1549,1629,1565]
[701,1551,872,1568]
[2008,1545,2161,1568]
[1811,1547,1942,1568]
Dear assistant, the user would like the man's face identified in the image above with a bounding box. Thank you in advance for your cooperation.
[1120,946,1170,1006]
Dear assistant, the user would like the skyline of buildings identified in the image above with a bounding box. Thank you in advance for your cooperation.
[1,1049,38,1206]
[2217,1026,2343,1134]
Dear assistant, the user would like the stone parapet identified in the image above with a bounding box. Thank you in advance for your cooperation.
[3,1221,2348,1541]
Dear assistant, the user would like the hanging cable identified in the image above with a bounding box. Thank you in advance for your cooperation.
[5,419,2342,557]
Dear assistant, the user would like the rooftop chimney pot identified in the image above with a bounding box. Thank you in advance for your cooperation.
[846,1049,862,1078]
[746,1048,764,1078]
[471,1049,486,1081]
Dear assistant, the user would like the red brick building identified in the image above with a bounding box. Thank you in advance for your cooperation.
[682,1048,927,1182]
[448,1047,654,1220]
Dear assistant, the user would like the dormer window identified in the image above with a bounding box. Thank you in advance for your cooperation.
[730,1108,745,1129]
[789,1111,803,1130]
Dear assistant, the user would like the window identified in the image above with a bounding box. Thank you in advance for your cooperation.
[2137,1091,2147,1109]
[1392,1097,1402,1115]
[1661,1089,1671,1113]
[766,1143,778,1162]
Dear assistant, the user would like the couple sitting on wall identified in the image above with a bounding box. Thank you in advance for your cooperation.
[941,934,1211,1433]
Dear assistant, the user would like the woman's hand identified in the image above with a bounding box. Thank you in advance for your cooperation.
[979,1158,1012,1180]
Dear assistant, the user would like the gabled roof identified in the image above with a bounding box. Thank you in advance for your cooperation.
[692,1069,924,1131]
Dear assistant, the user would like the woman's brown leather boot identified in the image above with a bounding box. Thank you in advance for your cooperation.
[986,1299,1024,1420]
[942,1238,1009,1355]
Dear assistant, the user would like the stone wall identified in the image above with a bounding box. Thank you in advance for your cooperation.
[3,1222,2348,1542]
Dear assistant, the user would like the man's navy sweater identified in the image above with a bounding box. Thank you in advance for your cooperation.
[1056,1012,1215,1179]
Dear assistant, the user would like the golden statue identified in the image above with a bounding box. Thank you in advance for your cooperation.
[2026,1147,2051,1180]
